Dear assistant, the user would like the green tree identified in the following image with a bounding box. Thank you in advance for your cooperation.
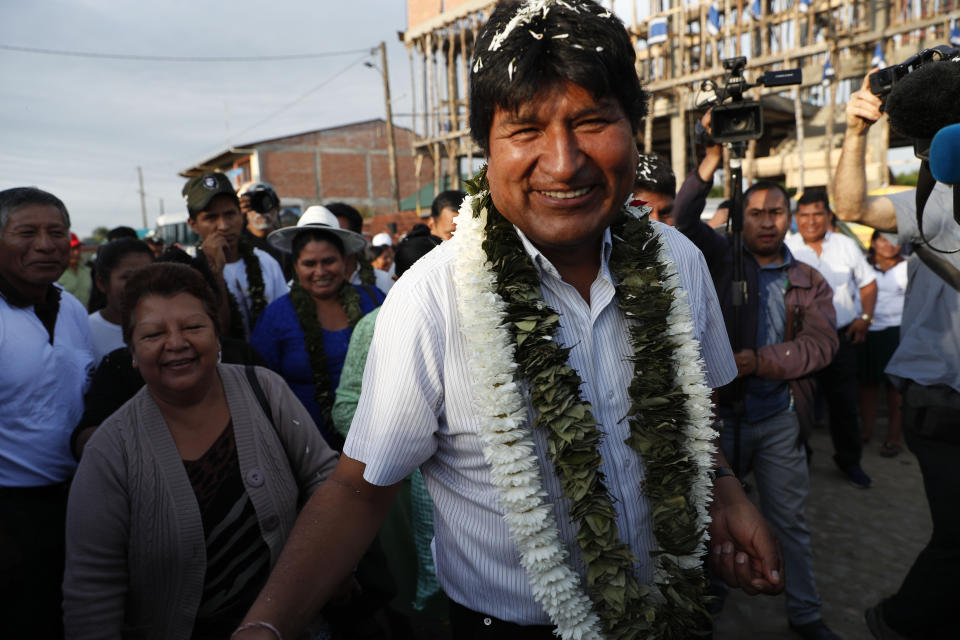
[82,226,110,245]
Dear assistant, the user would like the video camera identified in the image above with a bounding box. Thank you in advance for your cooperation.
[869,44,960,114]
[698,57,802,144]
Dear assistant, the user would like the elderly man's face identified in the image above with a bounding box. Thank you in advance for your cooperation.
[0,204,70,290]
[795,201,830,245]
[485,80,636,257]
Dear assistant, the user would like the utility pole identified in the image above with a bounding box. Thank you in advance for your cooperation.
[379,41,401,212]
[137,166,148,229]
[159,198,165,216]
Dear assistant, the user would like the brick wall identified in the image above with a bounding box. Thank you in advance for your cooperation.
[246,120,433,214]
[408,0,442,32]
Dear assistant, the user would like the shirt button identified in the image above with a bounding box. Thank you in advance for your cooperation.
[482,617,492,627]
[606,389,615,400]
[245,468,264,488]
[263,515,280,531]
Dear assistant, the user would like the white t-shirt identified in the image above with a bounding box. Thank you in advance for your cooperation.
[0,287,94,486]
[223,248,289,336]
[786,231,876,328]
[88,310,124,366]
[870,260,907,331]
[344,223,736,624]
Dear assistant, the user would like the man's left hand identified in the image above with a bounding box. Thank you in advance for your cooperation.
[733,349,757,378]
[845,318,870,344]
[708,476,784,595]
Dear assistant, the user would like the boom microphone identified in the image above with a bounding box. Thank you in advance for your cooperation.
[930,123,960,185]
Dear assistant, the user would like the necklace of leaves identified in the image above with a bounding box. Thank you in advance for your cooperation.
[238,236,268,329]
[289,280,364,428]
[467,169,711,639]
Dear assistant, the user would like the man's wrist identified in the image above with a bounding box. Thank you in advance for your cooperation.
[859,312,873,324]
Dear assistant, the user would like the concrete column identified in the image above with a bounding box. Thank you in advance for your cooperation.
[670,110,686,179]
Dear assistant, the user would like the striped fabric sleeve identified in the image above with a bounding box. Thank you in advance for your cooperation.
[342,277,444,486]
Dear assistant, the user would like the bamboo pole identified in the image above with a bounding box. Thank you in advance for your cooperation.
[446,28,458,187]
[793,84,806,194]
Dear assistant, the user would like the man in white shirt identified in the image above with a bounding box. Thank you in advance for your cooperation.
[785,189,877,489]
[235,2,782,638]
[0,187,94,638]
[182,172,288,337]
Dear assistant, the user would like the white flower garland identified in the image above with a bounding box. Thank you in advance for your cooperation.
[452,195,716,638]
[453,198,604,640]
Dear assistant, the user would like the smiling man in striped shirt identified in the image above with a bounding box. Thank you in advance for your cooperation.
[236,2,782,639]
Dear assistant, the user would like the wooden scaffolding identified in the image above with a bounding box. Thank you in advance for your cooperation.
[403,0,960,195]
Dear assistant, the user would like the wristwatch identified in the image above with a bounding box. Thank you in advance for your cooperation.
[709,467,736,483]
[859,313,873,324]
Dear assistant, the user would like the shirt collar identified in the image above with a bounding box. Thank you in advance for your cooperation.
[514,226,614,283]
[749,243,793,271]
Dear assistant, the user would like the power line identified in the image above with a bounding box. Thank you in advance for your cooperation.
[0,43,374,62]
[231,54,372,140]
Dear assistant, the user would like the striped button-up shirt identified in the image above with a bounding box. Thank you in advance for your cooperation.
[344,222,736,625]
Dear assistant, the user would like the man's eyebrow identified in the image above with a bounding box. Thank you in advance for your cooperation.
[501,99,620,126]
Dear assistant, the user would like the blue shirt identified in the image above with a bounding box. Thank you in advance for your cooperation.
[250,284,384,445]
[744,248,794,423]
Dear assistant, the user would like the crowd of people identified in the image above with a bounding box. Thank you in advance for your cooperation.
[1,1,958,640]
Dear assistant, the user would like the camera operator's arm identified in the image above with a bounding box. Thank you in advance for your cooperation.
[833,74,898,231]
[674,112,728,263]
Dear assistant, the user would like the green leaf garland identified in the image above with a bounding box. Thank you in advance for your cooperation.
[289,281,365,429]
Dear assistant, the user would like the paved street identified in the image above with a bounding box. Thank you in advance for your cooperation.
[714,418,930,639]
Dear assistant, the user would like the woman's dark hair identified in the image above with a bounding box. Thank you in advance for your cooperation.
[369,245,388,260]
[119,263,221,345]
[469,0,648,152]
[93,238,153,284]
[292,229,346,262]
[87,238,154,312]
[394,233,441,278]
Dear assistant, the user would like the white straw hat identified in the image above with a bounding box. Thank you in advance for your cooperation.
[268,205,367,255]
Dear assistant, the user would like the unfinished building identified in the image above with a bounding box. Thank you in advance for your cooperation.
[403,0,960,196]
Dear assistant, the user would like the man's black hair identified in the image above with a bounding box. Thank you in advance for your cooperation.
[0,187,70,239]
[106,226,139,242]
[717,199,732,210]
[469,0,648,152]
[743,180,791,213]
[325,202,363,234]
[633,154,676,197]
[886,61,960,139]
[796,188,831,211]
[431,190,466,219]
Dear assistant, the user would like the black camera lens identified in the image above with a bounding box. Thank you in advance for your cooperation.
[247,190,279,214]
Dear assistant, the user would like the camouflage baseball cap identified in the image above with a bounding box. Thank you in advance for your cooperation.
[182,172,237,212]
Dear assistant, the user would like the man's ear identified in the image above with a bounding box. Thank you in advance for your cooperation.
[187,215,200,235]
[95,274,108,294]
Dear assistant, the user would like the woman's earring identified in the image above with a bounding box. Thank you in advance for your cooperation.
[217,345,222,364]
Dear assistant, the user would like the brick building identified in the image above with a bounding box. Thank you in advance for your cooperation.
[179,119,434,217]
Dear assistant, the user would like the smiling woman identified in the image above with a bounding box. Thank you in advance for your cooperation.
[63,262,339,639]
[250,206,385,449]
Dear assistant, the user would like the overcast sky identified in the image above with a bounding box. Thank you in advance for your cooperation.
[1,0,418,237]
[2,1,920,238]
